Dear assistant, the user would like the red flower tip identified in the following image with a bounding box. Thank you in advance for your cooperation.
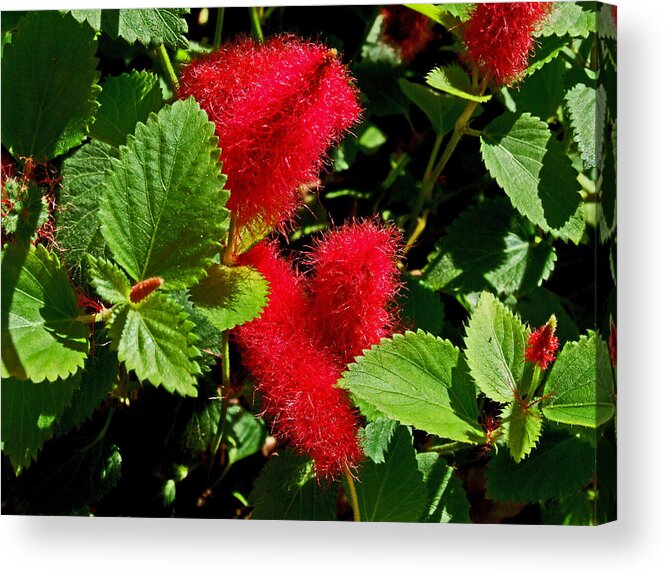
[609,317,617,369]
[463,2,553,85]
[308,220,403,365]
[129,277,164,303]
[234,241,363,479]
[380,5,435,64]
[525,314,559,370]
[179,35,362,234]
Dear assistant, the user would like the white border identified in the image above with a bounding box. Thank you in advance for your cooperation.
[2,1,665,573]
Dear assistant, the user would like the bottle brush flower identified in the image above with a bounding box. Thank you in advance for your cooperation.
[525,315,559,370]
[462,2,552,85]
[179,35,362,235]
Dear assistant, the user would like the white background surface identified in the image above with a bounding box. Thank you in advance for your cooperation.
[1,0,664,573]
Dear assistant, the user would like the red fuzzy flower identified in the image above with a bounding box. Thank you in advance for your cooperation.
[463,2,552,85]
[525,315,559,370]
[380,6,435,64]
[308,220,402,366]
[234,242,364,479]
[179,36,362,235]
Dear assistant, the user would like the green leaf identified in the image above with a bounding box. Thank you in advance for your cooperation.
[102,9,189,49]
[523,35,571,79]
[353,60,409,118]
[406,4,474,26]
[100,98,229,290]
[481,112,585,243]
[87,257,131,305]
[512,58,567,122]
[565,83,605,170]
[399,79,467,136]
[541,492,594,526]
[358,124,387,153]
[250,450,337,520]
[56,141,120,278]
[426,65,492,103]
[90,71,164,147]
[398,275,444,336]
[225,405,267,466]
[487,433,595,503]
[181,400,219,456]
[1,182,48,246]
[189,265,269,331]
[361,417,398,464]
[350,426,427,522]
[542,331,615,428]
[67,9,102,31]
[172,292,221,374]
[340,331,484,443]
[55,342,118,437]
[417,453,470,523]
[1,11,100,161]
[422,197,556,297]
[2,244,89,382]
[107,292,201,397]
[500,400,543,462]
[463,292,529,404]
[537,2,596,39]
[1,374,81,473]
[515,288,580,344]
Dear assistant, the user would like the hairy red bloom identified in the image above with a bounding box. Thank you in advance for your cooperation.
[525,315,559,370]
[179,35,362,234]
[234,242,364,479]
[308,220,402,366]
[130,277,164,303]
[380,5,434,64]
[463,2,552,85]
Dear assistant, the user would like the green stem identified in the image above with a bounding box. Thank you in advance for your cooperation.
[76,308,112,324]
[424,441,470,455]
[404,79,488,254]
[249,7,264,42]
[210,330,231,460]
[344,468,361,522]
[158,44,180,94]
[213,7,225,49]
[527,365,542,401]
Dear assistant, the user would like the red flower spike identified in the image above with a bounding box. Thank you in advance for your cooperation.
[463,2,553,85]
[380,6,435,64]
[525,314,559,370]
[308,220,402,366]
[130,277,164,303]
[234,242,363,479]
[179,36,362,235]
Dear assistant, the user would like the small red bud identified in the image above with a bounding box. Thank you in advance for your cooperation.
[525,314,559,370]
[130,277,164,303]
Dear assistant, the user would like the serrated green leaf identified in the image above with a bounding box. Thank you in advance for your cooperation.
[102,9,189,49]
[426,64,491,103]
[225,405,267,466]
[463,292,529,404]
[537,2,596,39]
[172,292,221,374]
[487,433,595,503]
[1,183,48,246]
[100,98,229,290]
[566,83,605,170]
[250,450,337,520]
[422,197,556,296]
[90,71,164,147]
[67,9,102,31]
[55,342,118,437]
[181,400,219,456]
[107,292,200,397]
[481,112,585,243]
[512,57,567,122]
[399,79,467,136]
[398,275,444,336]
[1,374,81,473]
[350,426,426,522]
[2,244,89,382]
[500,400,543,462]
[361,417,398,464]
[341,331,484,443]
[417,453,470,523]
[1,11,100,161]
[87,257,131,305]
[189,265,268,331]
[56,141,120,278]
[406,4,474,26]
[523,35,571,79]
[542,331,615,428]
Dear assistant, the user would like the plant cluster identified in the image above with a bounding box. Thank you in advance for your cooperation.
[1,3,616,524]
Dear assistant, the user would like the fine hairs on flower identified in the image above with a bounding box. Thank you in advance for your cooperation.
[234,221,402,479]
[462,2,553,85]
[179,35,362,238]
